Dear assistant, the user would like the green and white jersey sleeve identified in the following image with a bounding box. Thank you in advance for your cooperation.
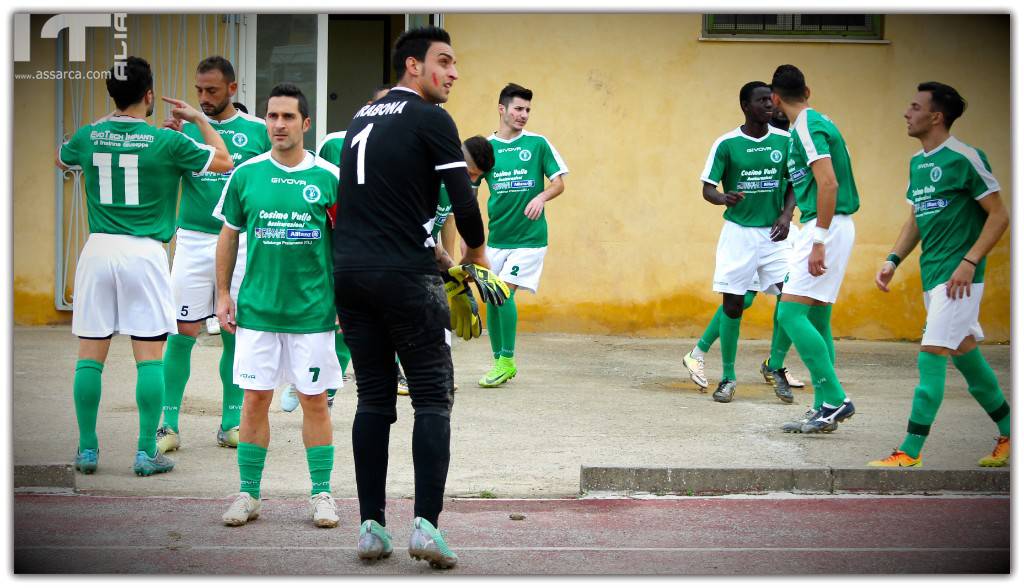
[484,131,568,248]
[787,108,860,222]
[178,112,270,234]
[59,115,215,242]
[906,136,1000,291]
[316,131,347,167]
[431,183,452,241]
[218,151,339,334]
[700,126,790,227]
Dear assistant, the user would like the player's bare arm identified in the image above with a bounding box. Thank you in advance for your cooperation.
[215,224,240,333]
[770,184,797,242]
[946,192,1008,300]
[808,156,838,276]
[701,182,744,207]
[876,210,921,292]
[162,96,233,173]
[523,174,565,220]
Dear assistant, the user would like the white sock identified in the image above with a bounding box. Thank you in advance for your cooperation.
[691,346,704,360]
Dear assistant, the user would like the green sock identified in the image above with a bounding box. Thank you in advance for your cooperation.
[719,313,741,381]
[778,302,845,409]
[161,334,195,432]
[135,360,165,456]
[768,295,792,370]
[898,351,948,459]
[952,348,1011,436]
[74,359,104,451]
[220,331,244,431]
[238,442,268,499]
[306,445,334,496]
[807,305,836,366]
[335,332,351,375]
[486,302,503,360]
[498,290,518,359]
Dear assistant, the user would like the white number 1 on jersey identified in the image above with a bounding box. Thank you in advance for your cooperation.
[92,152,139,205]
[350,123,373,185]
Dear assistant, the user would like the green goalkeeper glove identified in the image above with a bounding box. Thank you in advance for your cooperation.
[444,278,482,340]
[448,264,511,307]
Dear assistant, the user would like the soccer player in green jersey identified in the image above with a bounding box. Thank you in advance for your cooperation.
[215,83,342,527]
[869,82,1010,468]
[684,81,799,404]
[155,56,271,455]
[56,56,233,476]
[770,64,861,434]
[479,83,568,387]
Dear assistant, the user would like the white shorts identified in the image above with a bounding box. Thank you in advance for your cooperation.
[486,246,547,294]
[782,215,855,304]
[233,327,343,394]
[713,221,790,295]
[71,234,178,338]
[921,282,985,349]
[171,229,246,322]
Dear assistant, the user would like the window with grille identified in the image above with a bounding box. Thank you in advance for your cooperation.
[703,14,883,40]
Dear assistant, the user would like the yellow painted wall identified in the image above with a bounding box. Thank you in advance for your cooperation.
[13,13,1011,342]
[443,13,1011,341]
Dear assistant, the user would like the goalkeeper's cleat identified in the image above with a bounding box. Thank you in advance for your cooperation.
[978,436,1010,467]
[479,357,517,388]
[800,400,855,434]
[74,448,99,474]
[782,408,836,433]
[397,372,409,396]
[155,426,180,453]
[217,426,239,448]
[712,380,737,403]
[408,517,458,569]
[222,492,261,526]
[682,351,709,390]
[280,384,300,413]
[132,450,175,476]
[357,519,393,560]
[868,449,922,468]
[309,492,340,528]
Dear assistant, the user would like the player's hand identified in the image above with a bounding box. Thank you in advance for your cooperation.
[161,116,184,132]
[449,264,510,307]
[722,191,745,207]
[808,243,827,277]
[215,296,237,334]
[162,96,203,124]
[875,261,897,292]
[769,215,791,242]
[524,196,545,220]
[945,261,974,300]
[444,279,482,340]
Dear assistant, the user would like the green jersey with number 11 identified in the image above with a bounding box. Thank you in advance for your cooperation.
[59,115,216,242]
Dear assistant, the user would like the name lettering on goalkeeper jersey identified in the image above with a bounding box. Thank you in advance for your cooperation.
[353,101,408,119]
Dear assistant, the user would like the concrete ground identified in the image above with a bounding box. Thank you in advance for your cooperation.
[12,326,1012,499]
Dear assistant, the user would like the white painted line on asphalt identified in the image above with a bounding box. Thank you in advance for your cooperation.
[14,546,1010,553]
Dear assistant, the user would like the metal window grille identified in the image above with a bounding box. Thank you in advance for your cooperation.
[704,14,882,40]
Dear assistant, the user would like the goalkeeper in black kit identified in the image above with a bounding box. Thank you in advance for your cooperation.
[332,26,508,569]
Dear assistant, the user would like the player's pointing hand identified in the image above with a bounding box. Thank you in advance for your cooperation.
[162,96,203,124]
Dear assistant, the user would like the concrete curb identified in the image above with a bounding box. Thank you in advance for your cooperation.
[580,466,1010,495]
[14,464,76,491]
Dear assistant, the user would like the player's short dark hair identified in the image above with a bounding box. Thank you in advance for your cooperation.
[463,135,495,175]
[197,55,235,83]
[771,64,807,102]
[233,101,248,114]
[392,26,451,78]
[499,83,533,107]
[106,56,152,110]
[268,83,309,119]
[917,81,967,129]
[739,81,770,107]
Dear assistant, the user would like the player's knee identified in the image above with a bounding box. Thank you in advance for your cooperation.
[176,320,203,337]
[723,295,745,319]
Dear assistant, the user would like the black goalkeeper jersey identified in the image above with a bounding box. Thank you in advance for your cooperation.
[333,87,483,274]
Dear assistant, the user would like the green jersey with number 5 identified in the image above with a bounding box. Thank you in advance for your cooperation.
[484,131,568,249]
[59,115,216,242]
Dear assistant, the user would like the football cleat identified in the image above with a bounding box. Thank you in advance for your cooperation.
[978,436,1010,467]
[712,380,737,403]
[800,400,855,434]
[868,449,922,467]
[357,520,393,560]
[683,350,709,390]
[155,426,180,453]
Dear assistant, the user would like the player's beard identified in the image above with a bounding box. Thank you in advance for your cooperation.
[145,101,154,118]
[203,97,230,118]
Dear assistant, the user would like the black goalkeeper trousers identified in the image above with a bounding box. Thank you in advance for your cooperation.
[335,270,455,528]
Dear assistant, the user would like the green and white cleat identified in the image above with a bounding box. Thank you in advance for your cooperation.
[478,357,517,388]
[217,426,240,448]
[408,517,458,569]
[155,426,180,453]
[683,351,709,390]
[357,519,393,560]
